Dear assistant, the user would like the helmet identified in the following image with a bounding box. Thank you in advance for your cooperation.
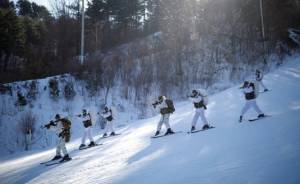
[158,95,165,102]
[55,114,60,120]
[256,69,260,73]
[192,89,198,96]
[243,81,250,87]
[104,106,108,111]
[82,109,87,114]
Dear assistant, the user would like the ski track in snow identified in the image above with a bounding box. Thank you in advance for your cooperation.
[1,56,300,184]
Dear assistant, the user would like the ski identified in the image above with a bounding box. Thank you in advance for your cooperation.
[45,158,72,166]
[79,143,103,150]
[259,90,271,93]
[40,160,58,165]
[187,126,215,134]
[151,131,182,139]
[248,115,271,122]
[100,133,121,139]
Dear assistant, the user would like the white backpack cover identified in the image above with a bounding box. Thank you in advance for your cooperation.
[197,89,208,105]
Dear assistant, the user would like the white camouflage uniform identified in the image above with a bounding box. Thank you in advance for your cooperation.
[78,113,94,145]
[190,94,209,128]
[240,85,263,116]
[155,96,171,132]
[256,71,268,91]
[101,108,115,134]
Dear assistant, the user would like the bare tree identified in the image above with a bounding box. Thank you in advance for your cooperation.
[18,111,37,151]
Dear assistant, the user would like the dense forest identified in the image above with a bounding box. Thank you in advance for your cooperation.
[0,0,299,85]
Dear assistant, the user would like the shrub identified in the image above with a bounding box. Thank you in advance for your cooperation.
[64,81,76,100]
[48,78,60,100]
[27,80,38,100]
[18,111,37,150]
[16,91,27,106]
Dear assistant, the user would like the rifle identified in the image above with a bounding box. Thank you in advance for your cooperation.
[152,101,160,108]
[42,120,57,129]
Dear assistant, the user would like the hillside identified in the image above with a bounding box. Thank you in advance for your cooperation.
[0,56,300,184]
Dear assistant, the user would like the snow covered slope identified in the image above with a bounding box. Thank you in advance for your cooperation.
[1,56,300,184]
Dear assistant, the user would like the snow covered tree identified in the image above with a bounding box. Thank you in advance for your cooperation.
[64,81,76,101]
[18,111,36,151]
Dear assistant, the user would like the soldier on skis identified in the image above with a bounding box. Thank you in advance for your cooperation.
[44,114,71,162]
[77,109,95,149]
[255,69,269,92]
[239,81,265,122]
[189,89,213,131]
[99,106,116,137]
[152,95,175,136]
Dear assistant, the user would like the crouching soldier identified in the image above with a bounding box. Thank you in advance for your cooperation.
[152,95,175,136]
[44,114,72,162]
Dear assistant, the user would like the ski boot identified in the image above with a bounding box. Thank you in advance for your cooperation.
[191,126,196,132]
[202,124,210,130]
[154,131,160,136]
[88,141,96,147]
[51,155,62,161]
[239,116,243,123]
[164,128,175,135]
[102,133,107,137]
[258,114,265,118]
[60,154,71,163]
[264,89,269,92]
[110,132,116,136]
[79,144,86,149]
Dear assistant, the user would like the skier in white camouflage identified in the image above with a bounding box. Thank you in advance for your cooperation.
[152,95,175,136]
[239,81,265,122]
[100,106,116,137]
[189,89,213,131]
[44,114,72,162]
[77,109,95,149]
[255,69,269,92]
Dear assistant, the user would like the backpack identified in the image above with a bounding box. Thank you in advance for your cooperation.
[197,89,208,106]
[60,118,71,130]
[165,99,175,113]
[252,81,259,98]
[60,118,71,142]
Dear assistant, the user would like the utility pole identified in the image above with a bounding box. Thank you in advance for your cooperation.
[80,0,85,64]
[259,0,267,64]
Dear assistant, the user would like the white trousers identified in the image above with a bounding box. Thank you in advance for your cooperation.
[191,108,208,127]
[241,99,263,116]
[81,127,94,144]
[258,80,268,90]
[104,121,115,134]
[56,138,68,156]
[157,114,171,131]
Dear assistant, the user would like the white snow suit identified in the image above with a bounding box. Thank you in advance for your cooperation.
[101,109,115,134]
[78,113,94,145]
[240,85,263,116]
[256,72,268,91]
[49,120,69,156]
[155,97,171,131]
[190,95,208,128]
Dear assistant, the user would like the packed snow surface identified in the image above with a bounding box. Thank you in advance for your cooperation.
[1,56,300,184]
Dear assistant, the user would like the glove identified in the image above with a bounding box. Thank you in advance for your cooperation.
[45,124,51,129]
[49,121,56,126]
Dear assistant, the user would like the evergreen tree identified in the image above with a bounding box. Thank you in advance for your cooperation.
[0,3,24,71]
